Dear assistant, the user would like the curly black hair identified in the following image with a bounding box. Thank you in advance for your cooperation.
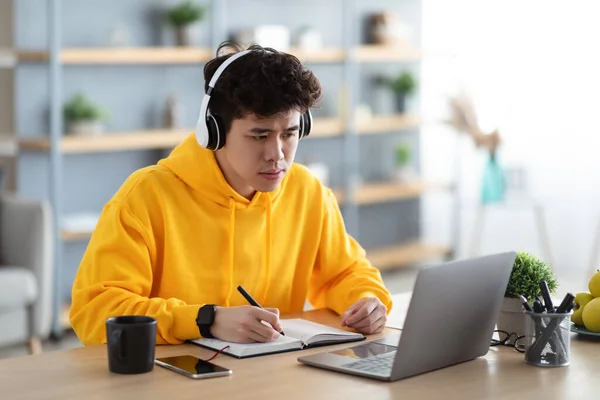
[203,41,323,134]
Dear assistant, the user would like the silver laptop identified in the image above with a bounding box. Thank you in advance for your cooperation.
[297,251,517,381]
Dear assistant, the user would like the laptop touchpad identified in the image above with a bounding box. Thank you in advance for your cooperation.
[330,341,396,360]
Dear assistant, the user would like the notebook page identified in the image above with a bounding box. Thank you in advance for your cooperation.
[192,333,302,357]
[280,318,363,345]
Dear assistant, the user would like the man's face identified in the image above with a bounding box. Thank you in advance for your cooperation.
[214,110,301,200]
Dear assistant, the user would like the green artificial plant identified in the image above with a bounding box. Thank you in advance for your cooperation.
[63,93,108,123]
[166,1,206,27]
[377,71,417,96]
[395,143,411,166]
[504,251,558,303]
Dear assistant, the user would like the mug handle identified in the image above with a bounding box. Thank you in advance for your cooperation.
[111,330,127,362]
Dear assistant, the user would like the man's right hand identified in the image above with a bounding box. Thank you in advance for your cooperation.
[209,306,283,343]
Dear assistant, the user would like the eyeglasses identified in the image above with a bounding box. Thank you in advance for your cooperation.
[490,330,526,353]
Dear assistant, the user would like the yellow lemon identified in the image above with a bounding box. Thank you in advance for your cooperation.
[589,270,600,298]
[582,297,600,332]
[572,291,594,326]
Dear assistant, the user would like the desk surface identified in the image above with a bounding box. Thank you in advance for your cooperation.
[1,295,599,400]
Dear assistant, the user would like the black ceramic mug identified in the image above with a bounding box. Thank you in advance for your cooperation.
[106,315,157,374]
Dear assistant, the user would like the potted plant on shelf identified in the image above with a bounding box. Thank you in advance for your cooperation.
[166,1,206,47]
[393,142,414,182]
[377,71,417,113]
[63,93,109,136]
[498,251,558,341]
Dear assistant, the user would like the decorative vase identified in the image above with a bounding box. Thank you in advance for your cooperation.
[496,297,526,343]
[481,153,505,204]
[395,93,406,113]
[175,26,190,47]
[68,120,104,136]
[393,165,414,183]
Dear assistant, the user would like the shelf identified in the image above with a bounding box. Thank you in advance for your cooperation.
[18,117,344,154]
[367,242,450,271]
[311,117,344,138]
[350,181,438,205]
[287,47,346,63]
[357,114,421,135]
[61,230,95,241]
[60,303,71,330]
[17,47,213,64]
[335,181,437,205]
[354,45,421,62]
[19,129,192,153]
[15,45,421,65]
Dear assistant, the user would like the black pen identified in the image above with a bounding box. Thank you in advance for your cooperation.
[539,280,554,312]
[533,299,545,314]
[237,285,285,336]
[556,292,575,313]
[519,295,533,312]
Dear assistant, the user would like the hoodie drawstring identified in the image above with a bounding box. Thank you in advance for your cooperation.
[225,197,236,307]
[261,196,273,304]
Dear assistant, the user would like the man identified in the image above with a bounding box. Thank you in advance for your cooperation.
[70,42,393,346]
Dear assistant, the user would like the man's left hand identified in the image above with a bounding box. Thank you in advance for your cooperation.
[340,297,387,334]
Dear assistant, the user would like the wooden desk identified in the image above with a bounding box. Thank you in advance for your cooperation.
[1,299,599,399]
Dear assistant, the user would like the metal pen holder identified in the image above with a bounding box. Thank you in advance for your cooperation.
[523,311,572,367]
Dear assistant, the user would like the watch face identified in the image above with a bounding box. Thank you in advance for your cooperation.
[199,305,215,325]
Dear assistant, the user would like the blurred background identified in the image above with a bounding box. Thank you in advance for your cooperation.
[1,0,599,358]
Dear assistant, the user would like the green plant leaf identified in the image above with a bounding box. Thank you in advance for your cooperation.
[395,143,411,166]
[504,251,558,303]
[63,93,109,123]
[377,71,417,95]
[166,1,205,27]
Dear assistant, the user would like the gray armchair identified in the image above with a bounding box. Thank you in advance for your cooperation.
[0,193,53,353]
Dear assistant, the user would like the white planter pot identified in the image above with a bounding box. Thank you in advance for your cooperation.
[68,121,104,136]
[496,297,527,343]
[393,165,414,183]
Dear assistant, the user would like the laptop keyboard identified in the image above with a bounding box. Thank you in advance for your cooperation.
[341,351,396,375]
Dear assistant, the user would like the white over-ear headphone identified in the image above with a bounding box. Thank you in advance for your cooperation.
[195,49,313,150]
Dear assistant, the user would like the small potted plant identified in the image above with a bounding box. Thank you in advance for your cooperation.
[498,251,558,340]
[63,93,109,136]
[393,142,414,182]
[166,1,206,47]
[376,71,417,113]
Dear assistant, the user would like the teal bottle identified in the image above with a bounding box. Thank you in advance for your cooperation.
[481,152,505,204]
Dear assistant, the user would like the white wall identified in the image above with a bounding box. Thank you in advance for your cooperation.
[419,0,600,292]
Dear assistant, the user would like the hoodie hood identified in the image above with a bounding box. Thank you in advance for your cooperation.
[158,133,285,210]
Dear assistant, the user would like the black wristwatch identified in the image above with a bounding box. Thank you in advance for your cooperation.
[196,304,217,338]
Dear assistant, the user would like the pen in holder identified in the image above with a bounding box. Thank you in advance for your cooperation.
[522,310,572,367]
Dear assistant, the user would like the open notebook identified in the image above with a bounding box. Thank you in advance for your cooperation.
[189,318,365,359]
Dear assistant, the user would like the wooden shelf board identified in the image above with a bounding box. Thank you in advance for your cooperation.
[62,47,212,64]
[357,114,421,134]
[335,180,438,205]
[367,242,450,271]
[310,117,344,138]
[16,46,422,64]
[18,116,344,154]
[19,129,192,153]
[18,47,213,64]
[61,303,71,330]
[61,230,94,241]
[355,181,431,204]
[355,45,421,62]
[288,47,346,63]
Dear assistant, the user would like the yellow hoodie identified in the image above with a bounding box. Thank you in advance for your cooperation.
[70,133,393,345]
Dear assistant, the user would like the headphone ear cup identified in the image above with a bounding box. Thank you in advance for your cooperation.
[300,110,312,139]
[206,114,226,150]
